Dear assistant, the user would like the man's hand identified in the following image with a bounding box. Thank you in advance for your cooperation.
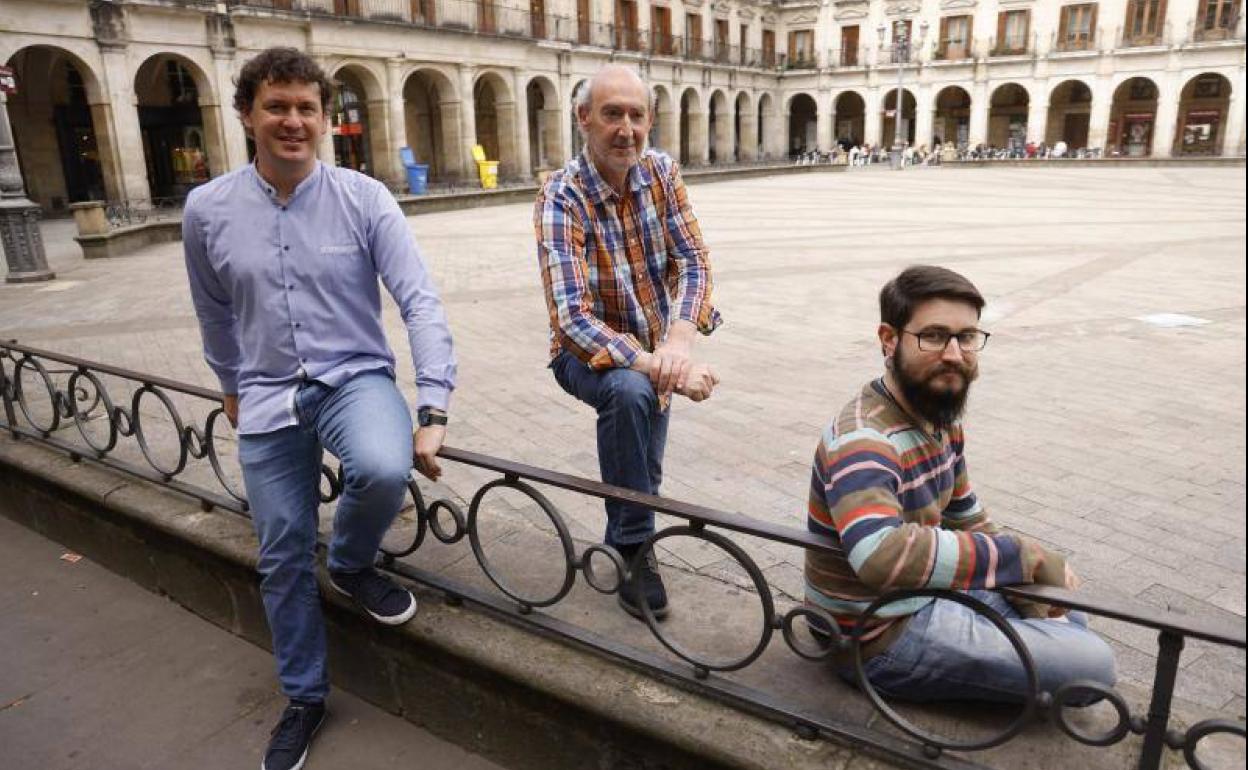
[413,424,446,482]
[222,394,239,428]
[650,321,696,396]
[1046,564,1083,618]
[677,364,720,402]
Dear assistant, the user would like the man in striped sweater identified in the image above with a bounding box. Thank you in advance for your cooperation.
[805,265,1115,703]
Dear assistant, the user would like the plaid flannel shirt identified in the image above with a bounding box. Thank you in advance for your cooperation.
[535,149,722,370]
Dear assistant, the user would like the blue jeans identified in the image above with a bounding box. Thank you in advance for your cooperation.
[550,351,670,547]
[852,590,1117,703]
[238,371,414,701]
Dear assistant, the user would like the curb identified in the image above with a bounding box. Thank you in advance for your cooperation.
[0,435,883,770]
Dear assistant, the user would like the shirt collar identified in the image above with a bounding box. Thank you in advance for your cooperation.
[578,150,651,205]
[249,161,323,203]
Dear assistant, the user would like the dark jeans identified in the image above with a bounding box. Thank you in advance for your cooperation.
[550,351,670,547]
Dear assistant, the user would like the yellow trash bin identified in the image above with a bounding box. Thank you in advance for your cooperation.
[477,160,499,189]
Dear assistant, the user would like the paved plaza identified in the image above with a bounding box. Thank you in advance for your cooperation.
[2,164,1245,742]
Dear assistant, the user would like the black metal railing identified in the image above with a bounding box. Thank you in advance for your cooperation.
[1,340,1243,770]
[102,197,186,230]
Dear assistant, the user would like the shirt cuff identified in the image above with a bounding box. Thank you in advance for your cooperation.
[416,385,452,413]
[591,334,643,370]
[215,372,239,396]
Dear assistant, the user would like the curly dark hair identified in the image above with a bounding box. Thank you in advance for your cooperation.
[233,47,333,116]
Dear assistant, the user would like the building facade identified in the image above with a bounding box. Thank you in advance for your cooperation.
[1,0,1243,212]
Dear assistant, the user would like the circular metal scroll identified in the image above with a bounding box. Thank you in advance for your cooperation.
[130,384,188,478]
[67,370,118,453]
[14,355,60,434]
[1183,718,1246,770]
[1051,681,1132,747]
[467,477,576,608]
[578,544,625,595]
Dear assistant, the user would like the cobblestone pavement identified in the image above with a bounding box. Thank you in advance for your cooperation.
[2,165,1244,726]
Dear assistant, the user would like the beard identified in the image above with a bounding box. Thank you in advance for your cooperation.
[892,345,977,431]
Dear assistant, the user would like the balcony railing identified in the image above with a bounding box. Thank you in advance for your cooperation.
[1053,30,1098,52]
[1187,18,1246,43]
[931,40,974,61]
[781,50,817,70]
[826,47,869,68]
[989,33,1031,56]
[1117,21,1173,48]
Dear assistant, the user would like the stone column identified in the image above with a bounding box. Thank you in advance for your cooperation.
[89,102,124,201]
[864,88,882,146]
[687,106,709,165]
[366,98,399,184]
[0,92,54,283]
[458,65,478,179]
[968,81,990,147]
[1026,97,1049,145]
[738,101,758,161]
[98,44,152,203]
[387,58,410,180]
[816,90,833,152]
[511,70,533,179]
[713,101,733,163]
[1223,70,1245,156]
[211,52,249,171]
[1151,74,1181,157]
[914,85,934,149]
[559,72,574,163]
[1087,77,1113,151]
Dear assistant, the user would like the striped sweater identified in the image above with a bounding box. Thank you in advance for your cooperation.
[804,380,1067,650]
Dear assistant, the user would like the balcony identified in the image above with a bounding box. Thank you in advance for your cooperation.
[931,41,973,61]
[988,34,1031,57]
[781,51,817,70]
[1187,19,1246,44]
[826,47,869,68]
[1054,32,1097,53]
[1117,22,1172,48]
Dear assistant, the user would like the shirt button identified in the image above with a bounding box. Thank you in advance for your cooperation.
[294,322,302,328]
[287,284,295,290]
[283,245,290,251]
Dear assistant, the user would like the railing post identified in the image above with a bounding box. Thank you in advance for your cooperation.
[1138,630,1184,770]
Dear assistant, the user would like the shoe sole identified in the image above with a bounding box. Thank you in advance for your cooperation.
[261,709,325,770]
[617,593,670,621]
[328,579,418,626]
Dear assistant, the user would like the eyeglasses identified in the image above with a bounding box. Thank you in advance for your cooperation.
[902,328,991,353]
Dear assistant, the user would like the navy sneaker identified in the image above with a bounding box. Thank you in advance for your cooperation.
[616,543,670,621]
[262,700,326,770]
[328,568,417,625]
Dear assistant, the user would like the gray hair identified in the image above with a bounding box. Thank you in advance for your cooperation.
[573,66,657,116]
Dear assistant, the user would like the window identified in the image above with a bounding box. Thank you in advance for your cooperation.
[1058,4,1097,50]
[762,28,776,67]
[530,0,544,37]
[995,10,1030,54]
[715,19,730,62]
[890,19,913,62]
[652,5,673,54]
[478,0,497,34]
[615,0,638,50]
[1124,0,1167,45]
[577,0,590,44]
[686,13,703,58]
[788,29,814,67]
[938,15,973,59]
[840,25,859,66]
[1197,0,1241,40]
[333,0,360,16]
[410,0,435,25]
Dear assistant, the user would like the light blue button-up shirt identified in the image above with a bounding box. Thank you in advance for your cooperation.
[182,162,456,436]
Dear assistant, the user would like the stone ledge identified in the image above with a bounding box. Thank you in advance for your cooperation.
[74,220,183,259]
[0,435,889,770]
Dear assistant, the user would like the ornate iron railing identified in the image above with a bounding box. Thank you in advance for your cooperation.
[0,340,1243,770]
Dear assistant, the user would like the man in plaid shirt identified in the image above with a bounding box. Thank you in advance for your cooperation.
[535,65,721,620]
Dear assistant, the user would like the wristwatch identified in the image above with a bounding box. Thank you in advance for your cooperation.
[417,406,448,427]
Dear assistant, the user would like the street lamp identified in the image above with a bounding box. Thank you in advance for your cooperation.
[877,18,929,169]
[0,88,54,283]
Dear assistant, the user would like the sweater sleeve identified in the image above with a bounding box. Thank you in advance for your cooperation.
[818,427,1067,592]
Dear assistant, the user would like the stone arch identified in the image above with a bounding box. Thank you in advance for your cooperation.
[327,61,389,178]
[787,92,817,156]
[134,52,223,199]
[403,67,461,183]
[988,82,1030,150]
[679,87,706,166]
[525,75,561,172]
[4,45,115,211]
[473,69,519,178]
[1174,73,1232,156]
[651,84,675,154]
[1109,76,1159,156]
[1046,79,1093,149]
[932,86,971,149]
[709,89,730,164]
[757,92,776,160]
[880,88,917,149]
[735,91,754,161]
[833,90,866,147]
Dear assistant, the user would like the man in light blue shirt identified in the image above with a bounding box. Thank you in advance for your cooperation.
[182,47,455,770]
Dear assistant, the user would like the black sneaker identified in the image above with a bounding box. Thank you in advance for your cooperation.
[328,568,417,625]
[616,543,670,621]
[262,700,326,770]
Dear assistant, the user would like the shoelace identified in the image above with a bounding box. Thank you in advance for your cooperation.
[269,706,314,751]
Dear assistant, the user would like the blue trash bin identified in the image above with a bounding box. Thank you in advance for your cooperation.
[405,164,429,195]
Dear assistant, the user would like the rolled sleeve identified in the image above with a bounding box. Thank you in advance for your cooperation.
[661,160,722,336]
